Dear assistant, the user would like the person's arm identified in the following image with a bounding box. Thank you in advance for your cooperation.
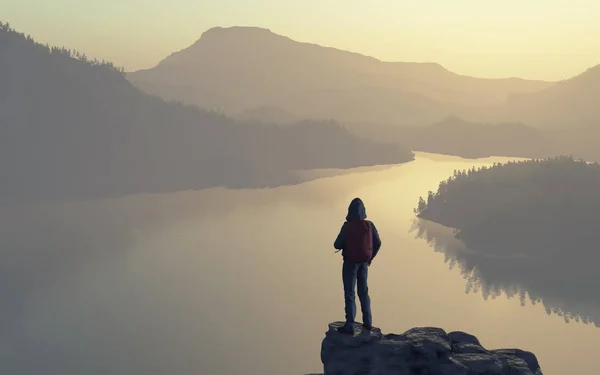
[370,221,382,260]
[334,223,347,250]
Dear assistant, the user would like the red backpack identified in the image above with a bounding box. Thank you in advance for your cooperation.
[344,220,373,263]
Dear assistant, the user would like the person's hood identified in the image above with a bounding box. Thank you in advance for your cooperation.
[346,197,367,220]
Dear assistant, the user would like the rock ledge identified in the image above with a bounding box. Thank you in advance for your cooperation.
[319,322,543,375]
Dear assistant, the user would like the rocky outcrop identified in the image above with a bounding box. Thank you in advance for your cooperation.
[319,322,543,375]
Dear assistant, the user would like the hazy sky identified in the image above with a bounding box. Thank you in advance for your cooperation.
[3,0,599,80]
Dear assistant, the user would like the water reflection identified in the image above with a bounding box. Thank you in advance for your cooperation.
[412,218,600,326]
[3,154,600,375]
[0,165,394,375]
[0,175,362,315]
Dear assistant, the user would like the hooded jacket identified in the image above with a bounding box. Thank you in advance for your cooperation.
[334,198,382,262]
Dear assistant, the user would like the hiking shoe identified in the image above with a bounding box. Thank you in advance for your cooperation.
[336,325,354,335]
[362,324,373,330]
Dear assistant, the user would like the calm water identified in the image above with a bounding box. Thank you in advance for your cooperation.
[2,152,598,375]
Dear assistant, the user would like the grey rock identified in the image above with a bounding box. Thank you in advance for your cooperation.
[490,349,540,374]
[319,322,543,375]
[452,342,490,355]
[451,353,503,374]
[496,355,535,375]
[438,357,469,375]
[448,331,482,346]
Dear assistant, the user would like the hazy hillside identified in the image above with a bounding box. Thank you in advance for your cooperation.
[232,105,301,124]
[492,64,600,162]
[500,65,600,128]
[128,26,552,126]
[0,23,413,204]
[346,116,557,159]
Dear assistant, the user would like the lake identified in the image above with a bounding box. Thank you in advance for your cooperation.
[2,152,598,375]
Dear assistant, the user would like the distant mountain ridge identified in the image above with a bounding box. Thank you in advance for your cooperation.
[345,115,557,159]
[128,25,600,162]
[500,64,600,128]
[128,26,553,126]
[0,22,414,203]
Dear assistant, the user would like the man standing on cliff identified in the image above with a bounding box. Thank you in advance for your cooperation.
[333,197,382,334]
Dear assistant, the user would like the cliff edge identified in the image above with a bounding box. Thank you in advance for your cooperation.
[317,321,543,375]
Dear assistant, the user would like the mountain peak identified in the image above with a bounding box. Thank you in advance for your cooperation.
[202,26,275,37]
[159,25,296,66]
[129,25,557,119]
[193,25,285,46]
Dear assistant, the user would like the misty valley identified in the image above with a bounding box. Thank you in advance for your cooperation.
[2,20,600,375]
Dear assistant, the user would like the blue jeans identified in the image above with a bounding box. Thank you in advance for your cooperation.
[342,260,372,327]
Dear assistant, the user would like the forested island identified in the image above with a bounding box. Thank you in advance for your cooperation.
[414,156,600,325]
